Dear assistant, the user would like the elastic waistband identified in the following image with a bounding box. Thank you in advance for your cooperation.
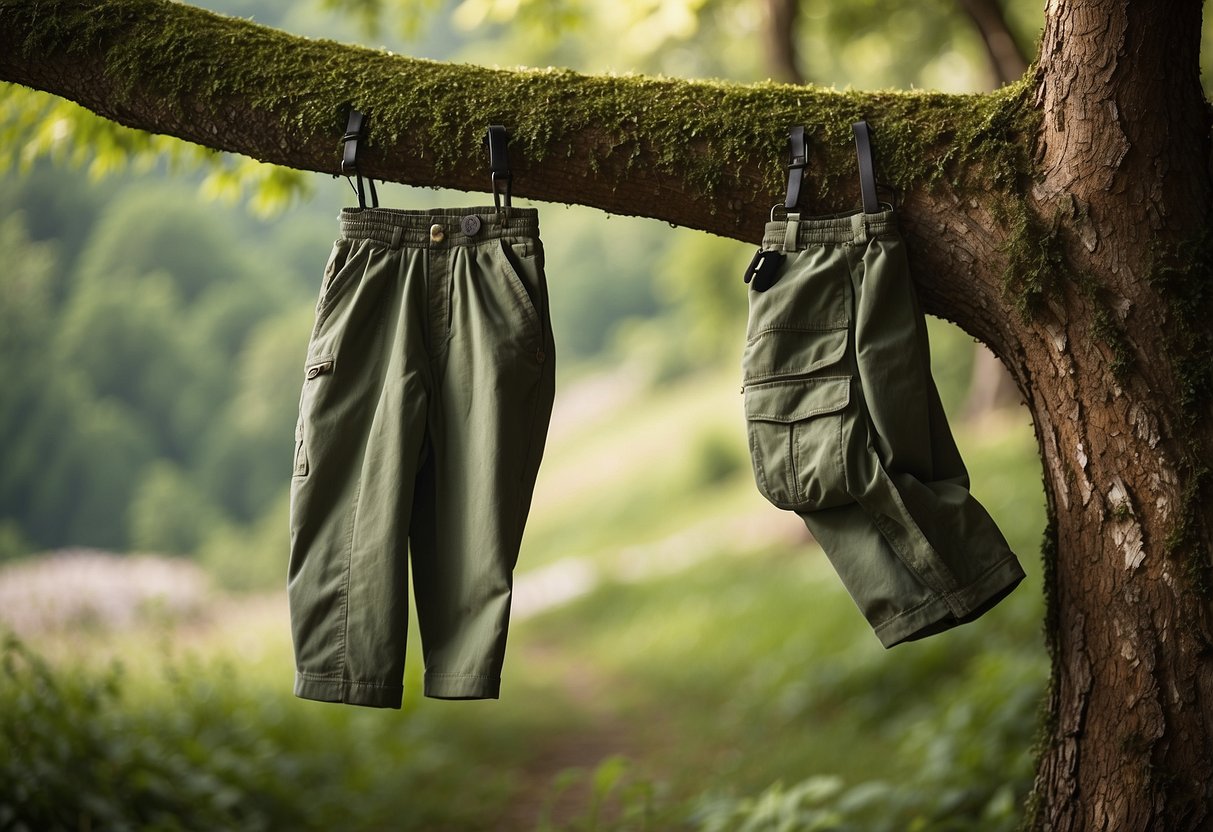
[339,207,540,248]
[762,208,896,249]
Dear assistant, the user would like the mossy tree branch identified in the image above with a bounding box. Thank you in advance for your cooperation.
[0,0,1038,354]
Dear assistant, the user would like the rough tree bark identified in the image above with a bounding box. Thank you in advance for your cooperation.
[1,0,1211,828]
[1027,1,1213,828]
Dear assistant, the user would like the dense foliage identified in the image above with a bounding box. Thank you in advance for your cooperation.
[0,172,319,564]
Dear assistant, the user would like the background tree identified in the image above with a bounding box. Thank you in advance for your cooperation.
[1,0,1212,828]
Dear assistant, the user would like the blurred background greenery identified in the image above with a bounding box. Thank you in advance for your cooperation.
[4,1,1212,829]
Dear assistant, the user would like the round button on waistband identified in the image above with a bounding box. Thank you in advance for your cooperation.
[460,215,482,236]
[429,223,445,243]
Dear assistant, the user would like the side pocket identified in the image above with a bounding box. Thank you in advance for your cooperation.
[744,376,852,511]
[314,241,358,334]
[293,355,334,478]
[495,238,542,337]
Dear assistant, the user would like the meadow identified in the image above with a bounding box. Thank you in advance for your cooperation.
[2,357,1047,831]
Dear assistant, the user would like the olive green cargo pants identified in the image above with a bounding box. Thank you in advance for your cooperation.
[743,208,1025,646]
[289,207,555,707]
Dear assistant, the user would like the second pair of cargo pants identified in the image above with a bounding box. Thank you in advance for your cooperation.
[742,208,1025,646]
[289,207,556,707]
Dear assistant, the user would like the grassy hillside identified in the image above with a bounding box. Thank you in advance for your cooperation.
[1,359,1047,830]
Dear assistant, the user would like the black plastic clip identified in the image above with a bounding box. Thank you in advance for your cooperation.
[484,125,512,212]
[783,125,807,211]
[743,248,785,292]
[340,108,378,211]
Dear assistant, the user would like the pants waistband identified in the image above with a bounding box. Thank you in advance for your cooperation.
[762,208,896,249]
[340,207,540,248]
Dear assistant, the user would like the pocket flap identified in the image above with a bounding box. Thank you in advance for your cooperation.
[742,327,847,384]
[745,377,850,422]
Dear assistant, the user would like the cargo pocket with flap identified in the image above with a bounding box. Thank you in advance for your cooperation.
[293,355,334,478]
[744,376,851,511]
[742,254,851,385]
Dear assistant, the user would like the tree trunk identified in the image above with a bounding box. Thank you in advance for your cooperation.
[962,346,1022,420]
[957,0,1028,86]
[1,0,1211,826]
[764,0,805,84]
[1025,1,1213,828]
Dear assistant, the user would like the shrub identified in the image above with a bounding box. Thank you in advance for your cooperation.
[0,634,295,831]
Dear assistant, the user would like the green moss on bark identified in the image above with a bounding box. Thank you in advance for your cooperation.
[1149,231,1213,597]
[1150,231,1213,425]
[1024,512,1060,829]
[9,0,1040,205]
[999,199,1066,322]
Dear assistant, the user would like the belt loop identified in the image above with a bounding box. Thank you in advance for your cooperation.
[783,211,801,253]
[850,212,868,245]
[390,225,403,248]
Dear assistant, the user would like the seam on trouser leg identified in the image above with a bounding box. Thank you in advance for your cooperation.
[335,477,360,688]
[867,488,967,617]
[789,421,800,504]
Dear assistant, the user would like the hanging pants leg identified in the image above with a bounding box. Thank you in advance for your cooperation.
[288,207,556,707]
[742,209,1024,647]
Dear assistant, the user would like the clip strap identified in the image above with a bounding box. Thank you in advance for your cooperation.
[485,124,512,211]
[341,108,378,210]
[341,109,365,175]
[852,120,879,214]
[352,172,378,211]
[784,125,807,211]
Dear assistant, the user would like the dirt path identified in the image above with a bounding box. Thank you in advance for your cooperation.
[500,640,661,831]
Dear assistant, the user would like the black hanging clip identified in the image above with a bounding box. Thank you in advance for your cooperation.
[852,120,881,214]
[783,124,807,212]
[341,108,378,211]
[745,125,805,292]
[484,125,512,212]
[743,248,785,292]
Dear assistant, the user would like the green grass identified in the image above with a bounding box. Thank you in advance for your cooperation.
[2,546,1045,830]
[2,358,1048,831]
[523,365,753,570]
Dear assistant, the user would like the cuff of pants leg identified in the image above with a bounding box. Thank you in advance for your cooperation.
[294,672,404,709]
[424,672,501,700]
[874,554,1027,648]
